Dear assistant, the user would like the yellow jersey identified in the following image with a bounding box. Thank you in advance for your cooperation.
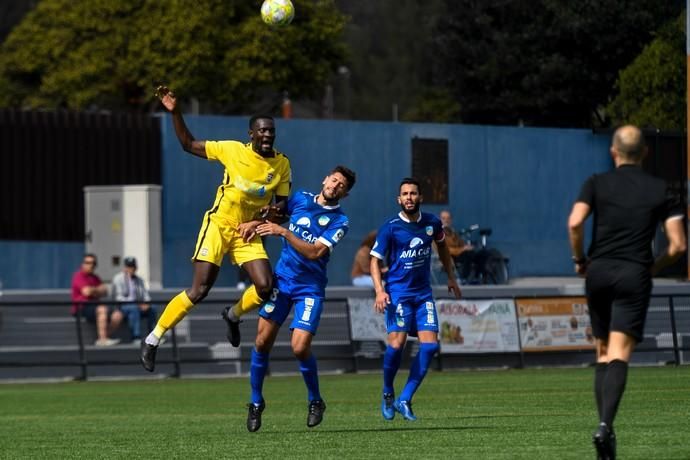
[205,141,291,225]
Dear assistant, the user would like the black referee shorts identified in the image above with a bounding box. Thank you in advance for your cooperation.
[585,259,652,343]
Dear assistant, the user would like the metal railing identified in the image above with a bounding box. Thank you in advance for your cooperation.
[0,285,689,380]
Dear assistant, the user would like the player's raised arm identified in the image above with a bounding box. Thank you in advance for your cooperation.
[156,85,207,158]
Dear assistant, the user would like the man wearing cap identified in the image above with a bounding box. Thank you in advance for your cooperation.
[112,257,157,343]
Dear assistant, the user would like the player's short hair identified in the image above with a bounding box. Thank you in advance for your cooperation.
[331,165,356,191]
[612,125,646,161]
[82,253,98,267]
[249,114,274,130]
[399,177,421,194]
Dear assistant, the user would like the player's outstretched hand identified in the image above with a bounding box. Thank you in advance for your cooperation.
[155,85,177,112]
[448,278,462,299]
[238,221,261,242]
[256,222,286,238]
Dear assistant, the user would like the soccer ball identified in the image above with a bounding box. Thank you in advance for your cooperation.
[260,0,295,26]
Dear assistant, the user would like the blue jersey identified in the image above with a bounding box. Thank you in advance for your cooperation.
[370,211,445,298]
[274,190,349,290]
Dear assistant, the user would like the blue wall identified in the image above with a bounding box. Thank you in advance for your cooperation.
[0,116,612,288]
[159,116,611,286]
[0,241,83,289]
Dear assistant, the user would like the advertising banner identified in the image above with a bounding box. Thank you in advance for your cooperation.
[347,297,387,341]
[516,297,594,351]
[437,299,520,353]
[347,297,519,353]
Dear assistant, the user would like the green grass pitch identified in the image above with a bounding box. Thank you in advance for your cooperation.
[0,366,688,459]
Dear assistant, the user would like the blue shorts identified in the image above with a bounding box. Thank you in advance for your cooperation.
[259,275,324,335]
[385,292,439,335]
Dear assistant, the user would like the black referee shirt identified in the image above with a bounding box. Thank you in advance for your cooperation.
[576,164,683,266]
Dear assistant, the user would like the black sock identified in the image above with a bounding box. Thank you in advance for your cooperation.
[601,359,628,427]
[594,362,607,419]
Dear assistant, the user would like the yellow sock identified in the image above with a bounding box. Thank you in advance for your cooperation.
[231,285,263,318]
[154,291,195,336]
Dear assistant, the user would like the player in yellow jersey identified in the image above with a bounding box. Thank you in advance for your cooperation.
[141,86,291,372]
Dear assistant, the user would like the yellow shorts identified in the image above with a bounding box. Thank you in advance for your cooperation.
[192,213,268,266]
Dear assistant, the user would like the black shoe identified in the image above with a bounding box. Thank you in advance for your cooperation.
[140,341,158,372]
[221,306,241,347]
[307,399,326,428]
[247,401,265,432]
[592,423,616,460]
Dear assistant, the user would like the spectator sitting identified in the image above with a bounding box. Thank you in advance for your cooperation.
[437,210,475,280]
[71,253,123,346]
[112,257,157,344]
[351,230,384,287]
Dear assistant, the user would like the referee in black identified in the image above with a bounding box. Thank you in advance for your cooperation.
[567,125,686,460]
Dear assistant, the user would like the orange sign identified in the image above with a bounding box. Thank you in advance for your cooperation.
[516,297,594,351]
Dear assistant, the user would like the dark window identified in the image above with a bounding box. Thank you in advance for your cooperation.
[411,137,448,204]
[643,131,687,278]
[0,110,161,241]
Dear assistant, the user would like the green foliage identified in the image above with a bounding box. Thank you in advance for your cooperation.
[0,0,347,112]
[432,0,682,128]
[402,87,461,123]
[336,0,446,121]
[1,367,689,458]
[606,12,686,131]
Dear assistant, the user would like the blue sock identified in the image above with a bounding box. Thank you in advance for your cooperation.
[400,342,439,402]
[383,345,403,395]
[250,349,269,405]
[299,354,321,401]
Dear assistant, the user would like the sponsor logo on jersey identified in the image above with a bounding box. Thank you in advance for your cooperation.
[400,247,431,259]
[289,220,317,243]
[410,237,423,248]
[266,172,274,183]
[399,237,430,259]
[318,215,330,226]
[333,228,345,243]
[296,217,311,227]
[426,226,433,236]
[235,175,268,197]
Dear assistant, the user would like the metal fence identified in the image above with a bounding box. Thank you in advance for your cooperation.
[0,285,689,381]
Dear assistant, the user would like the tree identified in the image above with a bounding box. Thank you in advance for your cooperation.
[0,0,347,113]
[335,0,446,122]
[432,0,682,127]
[606,12,686,131]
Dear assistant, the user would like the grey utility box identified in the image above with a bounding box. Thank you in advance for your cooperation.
[83,185,162,288]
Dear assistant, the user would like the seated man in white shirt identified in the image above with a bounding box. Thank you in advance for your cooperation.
[112,257,157,343]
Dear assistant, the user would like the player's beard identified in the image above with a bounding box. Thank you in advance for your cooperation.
[399,201,420,215]
[321,187,341,204]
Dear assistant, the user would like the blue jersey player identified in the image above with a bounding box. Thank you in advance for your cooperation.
[370,177,461,421]
[244,165,356,432]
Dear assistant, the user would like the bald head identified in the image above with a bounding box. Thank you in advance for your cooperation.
[611,125,646,163]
